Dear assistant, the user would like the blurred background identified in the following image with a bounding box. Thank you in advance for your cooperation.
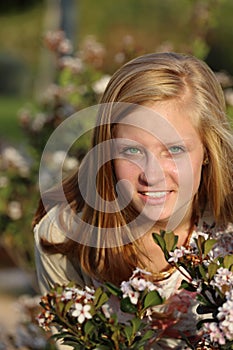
[0,0,233,349]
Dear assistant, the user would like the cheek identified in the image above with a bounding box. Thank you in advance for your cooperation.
[114,159,140,182]
[175,157,203,194]
[113,160,140,202]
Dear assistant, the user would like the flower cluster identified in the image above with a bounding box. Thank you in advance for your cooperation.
[37,270,189,349]
[37,224,233,349]
[204,274,233,345]
[120,267,158,305]
[38,264,217,349]
[37,285,95,332]
[153,223,233,349]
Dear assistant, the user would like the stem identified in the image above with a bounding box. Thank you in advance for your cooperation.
[173,263,193,283]
[52,307,80,338]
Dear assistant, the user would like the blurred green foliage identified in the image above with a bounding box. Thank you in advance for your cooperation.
[1,0,233,89]
[0,96,25,141]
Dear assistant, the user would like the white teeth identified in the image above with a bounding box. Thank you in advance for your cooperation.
[142,191,168,198]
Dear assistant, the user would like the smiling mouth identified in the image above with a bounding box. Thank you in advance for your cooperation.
[140,191,171,198]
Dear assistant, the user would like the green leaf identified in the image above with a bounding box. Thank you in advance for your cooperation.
[203,239,217,257]
[164,231,178,252]
[138,329,155,344]
[94,287,103,303]
[143,290,163,309]
[152,232,166,252]
[57,301,65,314]
[223,255,233,270]
[66,281,77,288]
[104,282,122,297]
[96,292,109,309]
[120,297,138,314]
[196,293,214,306]
[179,280,196,292]
[198,264,208,281]
[94,287,109,309]
[208,262,218,280]
[50,331,78,342]
[61,341,84,349]
[124,325,133,343]
[64,299,75,315]
[196,304,216,315]
[131,317,143,334]
[55,285,64,295]
[221,340,233,349]
[84,320,95,336]
[197,235,205,254]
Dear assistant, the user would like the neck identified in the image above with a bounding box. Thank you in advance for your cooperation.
[154,202,195,232]
[137,213,195,277]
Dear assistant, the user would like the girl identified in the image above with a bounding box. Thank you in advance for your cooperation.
[34,52,233,349]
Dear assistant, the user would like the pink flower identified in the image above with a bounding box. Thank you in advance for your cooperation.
[204,322,226,345]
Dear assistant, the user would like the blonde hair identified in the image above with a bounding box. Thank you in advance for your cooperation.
[34,52,233,285]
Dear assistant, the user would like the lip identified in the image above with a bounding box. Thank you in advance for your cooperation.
[138,190,172,205]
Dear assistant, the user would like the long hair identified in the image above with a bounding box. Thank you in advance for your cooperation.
[33,52,233,285]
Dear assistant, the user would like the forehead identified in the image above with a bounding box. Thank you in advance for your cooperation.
[113,102,201,144]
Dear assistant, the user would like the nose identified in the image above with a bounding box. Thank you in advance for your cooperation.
[138,153,165,186]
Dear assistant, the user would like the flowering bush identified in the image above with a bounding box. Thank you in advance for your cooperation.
[0,143,37,269]
[37,224,233,349]
[0,31,143,271]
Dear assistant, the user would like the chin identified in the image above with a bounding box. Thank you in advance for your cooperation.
[138,208,171,223]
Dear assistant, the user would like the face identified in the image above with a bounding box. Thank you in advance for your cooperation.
[113,101,204,229]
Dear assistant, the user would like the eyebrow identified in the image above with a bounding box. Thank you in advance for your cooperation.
[113,137,194,146]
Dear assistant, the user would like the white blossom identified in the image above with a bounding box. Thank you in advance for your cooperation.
[71,303,92,323]
[168,246,189,263]
[210,267,233,292]
[217,290,233,340]
[0,175,9,188]
[63,156,78,171]
[31,113,46,132]
[127,290,140,305]
[225,88,233,106]
[61,289,74,301]
[92,75,111,95]
[204,322,226,345]
[101,303,112,318]
[120,280,131,295]
[58,38,72,54]
[2,146,30,176]
[130,277,148,291]
[132,267,152,276]
[8,201,22,220]
[59,56,84,73]
[120,280,140,304]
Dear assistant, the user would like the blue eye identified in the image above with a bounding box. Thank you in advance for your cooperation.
[122,147,142,155]
[169,145,185,154]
